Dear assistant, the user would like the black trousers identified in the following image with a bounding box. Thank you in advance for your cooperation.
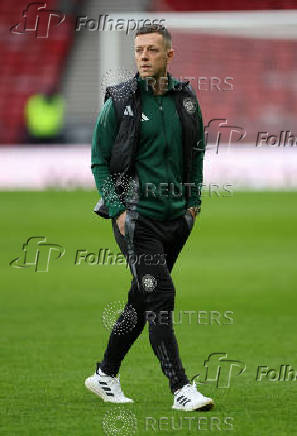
[99,209,194,393]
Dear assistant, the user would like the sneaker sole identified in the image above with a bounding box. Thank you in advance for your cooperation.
[194,401,214,412]
[85,378,133,404]
[172,399,214,412]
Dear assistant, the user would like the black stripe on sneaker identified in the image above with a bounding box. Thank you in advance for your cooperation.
[181,399,191,406]
[105,393,114,397]
[176,396,191,406]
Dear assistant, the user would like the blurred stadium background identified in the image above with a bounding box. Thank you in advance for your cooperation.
[1,1,297,436]
[0,0,297,188]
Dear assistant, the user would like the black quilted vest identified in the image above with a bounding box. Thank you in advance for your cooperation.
[95,73,202,219]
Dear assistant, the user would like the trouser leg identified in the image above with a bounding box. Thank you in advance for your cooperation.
[100,211,193,393]
[129,213,191,393]
[99,277,147,376]
[139,214,193,392]
[99,216,146,376]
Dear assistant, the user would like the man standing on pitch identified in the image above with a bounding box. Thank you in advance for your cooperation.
[86,24,214,412]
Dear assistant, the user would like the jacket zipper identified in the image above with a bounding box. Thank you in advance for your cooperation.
[157,96,171,218]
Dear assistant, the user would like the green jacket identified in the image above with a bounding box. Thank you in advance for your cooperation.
[91,74,205,221]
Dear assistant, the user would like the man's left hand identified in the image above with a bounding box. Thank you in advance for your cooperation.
[187,208,196,220]
[187,206,201,221]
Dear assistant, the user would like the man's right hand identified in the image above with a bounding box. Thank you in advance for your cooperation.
[116,211,127,236]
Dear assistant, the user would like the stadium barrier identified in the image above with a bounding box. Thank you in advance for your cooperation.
[1,146,297,189]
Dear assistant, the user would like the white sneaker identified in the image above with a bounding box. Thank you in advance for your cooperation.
[172,382,214,411]
[85,367,133,403]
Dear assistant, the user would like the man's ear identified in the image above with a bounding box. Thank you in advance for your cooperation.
[167,49,174,63]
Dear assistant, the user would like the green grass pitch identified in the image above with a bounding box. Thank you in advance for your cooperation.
[1,190,296,435]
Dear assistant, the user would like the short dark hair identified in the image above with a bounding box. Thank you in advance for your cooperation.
[135,24,172,49]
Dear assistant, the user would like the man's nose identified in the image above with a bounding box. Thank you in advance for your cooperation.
[141,49,149,60]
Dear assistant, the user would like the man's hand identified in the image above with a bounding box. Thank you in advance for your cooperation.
[116,211,127,236]
[187,208,196,220]
[187,206,201,222]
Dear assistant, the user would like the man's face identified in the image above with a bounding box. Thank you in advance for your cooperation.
[134,32,173,78]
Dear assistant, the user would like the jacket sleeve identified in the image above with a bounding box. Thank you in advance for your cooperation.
[91,98,126,218]
[186,101,205,208]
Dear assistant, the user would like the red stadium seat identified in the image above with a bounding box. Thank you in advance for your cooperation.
[0,0,74,144]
